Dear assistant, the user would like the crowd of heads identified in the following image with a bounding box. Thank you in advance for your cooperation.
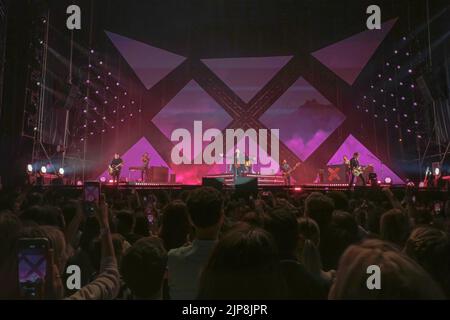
[0,184,449,300]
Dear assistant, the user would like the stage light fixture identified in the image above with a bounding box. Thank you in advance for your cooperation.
[40,166,47,174]
[58,168,64,175]
[434,167,440,176]
[100,176,106,183]
[294,187,302,192]
[27,164,33,173]
[76,180,83,186]
[384,177,392,184]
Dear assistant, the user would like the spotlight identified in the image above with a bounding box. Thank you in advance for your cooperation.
[294,187,302,192]
[434,167,440,176]
[76,180,83,186]
[27,164,33,173]
[90,49,94,54]
[384,177,392,184]
[58,168,64,175]
[100,176,106,183]
[40,166,47,174]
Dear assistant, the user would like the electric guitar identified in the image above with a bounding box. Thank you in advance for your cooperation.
[108,163,123,175]
[352,164,372,176]
[282,162,301,177]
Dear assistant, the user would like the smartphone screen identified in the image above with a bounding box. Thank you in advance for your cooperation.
[84,181,100,204]
[17,238,49,299]
[84,181,100,217]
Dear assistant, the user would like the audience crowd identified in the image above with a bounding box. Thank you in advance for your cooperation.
[0,184,449,300]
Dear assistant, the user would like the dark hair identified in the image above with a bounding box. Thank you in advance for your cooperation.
[327,192,349,212]
[305,193,334,227]
[264,208,299,259]
[134,214,150,237]
[198,224,287,299]
[187,187,223,228]
[115,210,135,235]
[20,205,65,229]
[327,211,360,268]
[380,209,410,247]
[120,237,167,299]
[404,226,450,296]
[159,200,190,251]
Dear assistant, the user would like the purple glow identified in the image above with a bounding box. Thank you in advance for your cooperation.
[105,31,187,90]
[98,136,170,181]
[260,77,345,161]
[327,134,404,183]
[311,18,398,85]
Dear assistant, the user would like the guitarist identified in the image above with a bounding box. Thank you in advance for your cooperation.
[280,160,292,185]
[349,152,366,187]
[109,153,124,184]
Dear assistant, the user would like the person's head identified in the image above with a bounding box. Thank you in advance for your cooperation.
[304,192,334,228]
[404,226,450,296]
[411,208,433,226]
[115,210,135,236]
[327,192,349,212]
[114,153,120,159]
[343,155,348,161]
[20,205,65,229]
[353,152,359,159]
[235,149,240,155]
[159,200,190,251]
[198,224,287,299]
[297,217,323,275]
[298,217,320,248]
[186,187,223,238]
[282,159,287,165]
[264,208,299,260]
[329,239,445,299]
[133,214,150,237]
[120,237,167,299]
[380,209,410,247]
[143,152,148,157]
[328,211,360,267]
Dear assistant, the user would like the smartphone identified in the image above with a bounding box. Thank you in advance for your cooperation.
[17,238,49,299]
[83,181,100,216]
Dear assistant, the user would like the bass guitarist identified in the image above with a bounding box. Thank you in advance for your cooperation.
[109,153,124,184]
[280,160,300,185]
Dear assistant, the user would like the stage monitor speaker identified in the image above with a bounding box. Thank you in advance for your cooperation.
[150,166,169,183]
[202,177,224,191]
[235,177,258,197]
